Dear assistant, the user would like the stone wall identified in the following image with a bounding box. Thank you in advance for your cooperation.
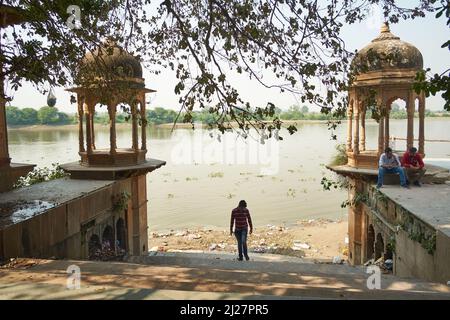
[347,178,450,284]
[0,176,148,261]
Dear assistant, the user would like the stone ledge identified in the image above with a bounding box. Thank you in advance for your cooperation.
[60,158,166,180]
[0,163,36,193]
[327,164,449,184]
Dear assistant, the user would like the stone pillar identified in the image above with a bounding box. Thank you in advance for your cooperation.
[418,94,425,155]
[0,63,10,166]
[77,96,85,153]
[90,112,95,150]
[131,102,139,151]
[360,106,366,152]
[85,102,93,155]
[384,110,390,149]
[348,178,364,265]
[378,116,385,154]
[376,90,384,156]
[130,175,148,255]
[108,103,117,155]
[353,102,360,154]
[407,91,415,150]
[140,94,147,151]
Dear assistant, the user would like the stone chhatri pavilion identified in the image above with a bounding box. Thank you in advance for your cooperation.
[66,41,154,168]
[346,22,425,169]
[61,41,165,180]
[1,37,165,261]
[328,24,450,284]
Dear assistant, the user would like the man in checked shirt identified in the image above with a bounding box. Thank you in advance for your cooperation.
[230,200,253,261]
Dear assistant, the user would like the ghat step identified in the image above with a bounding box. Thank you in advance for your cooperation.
[1,255,448,299]
[127,251,366,278]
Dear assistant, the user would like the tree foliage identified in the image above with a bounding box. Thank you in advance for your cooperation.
[6,106,71,125]
[413,1,450,111]
[1,0,447,138]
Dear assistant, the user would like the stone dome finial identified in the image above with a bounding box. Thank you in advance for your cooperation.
[351,23,423,73]
[77,40,144,87]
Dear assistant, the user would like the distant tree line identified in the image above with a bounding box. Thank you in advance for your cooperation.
[6,105,450,127]
[6,106,71,125]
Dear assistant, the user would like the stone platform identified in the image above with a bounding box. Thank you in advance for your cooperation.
[0,256,449,300]
[60,158,166,180]
[327,163,450,185]
[378,184,450,237]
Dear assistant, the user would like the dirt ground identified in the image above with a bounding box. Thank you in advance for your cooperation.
[149,218,349,261]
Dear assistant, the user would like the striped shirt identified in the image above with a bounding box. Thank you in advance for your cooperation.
[230,207,253,231]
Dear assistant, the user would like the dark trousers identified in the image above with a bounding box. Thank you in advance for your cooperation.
[377,166,407,187]
[405,167,426,184]
[234,229,248,259]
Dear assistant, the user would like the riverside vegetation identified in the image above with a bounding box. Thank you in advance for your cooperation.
[6,104,450,127]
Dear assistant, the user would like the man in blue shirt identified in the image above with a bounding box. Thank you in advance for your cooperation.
[377,147,409,189]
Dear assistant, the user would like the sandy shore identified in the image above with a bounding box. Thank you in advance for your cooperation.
[149,218,349,261]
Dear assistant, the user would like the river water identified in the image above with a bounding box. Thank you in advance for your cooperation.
[7,118,450,232]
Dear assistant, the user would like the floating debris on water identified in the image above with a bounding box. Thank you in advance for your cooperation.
[208,172,224,178]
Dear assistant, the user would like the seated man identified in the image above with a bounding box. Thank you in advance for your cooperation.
[377,147,408,189]
[401,147,426,187]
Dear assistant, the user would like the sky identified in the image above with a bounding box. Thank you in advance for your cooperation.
[6,4,450,113]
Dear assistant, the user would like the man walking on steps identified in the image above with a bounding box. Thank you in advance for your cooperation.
[230,200,253,261]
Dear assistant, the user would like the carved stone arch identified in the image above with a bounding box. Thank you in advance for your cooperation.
[116,218,127,251]
[375,233,385,260]
[385,96,406,110]
[102,225,114,247]
[88,234,101,260]
[366,224,375,261]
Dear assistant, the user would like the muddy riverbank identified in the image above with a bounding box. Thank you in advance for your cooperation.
[148,218,349,262]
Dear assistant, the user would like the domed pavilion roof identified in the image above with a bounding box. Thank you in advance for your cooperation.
[351,23,423,74]
[77,40,144,87]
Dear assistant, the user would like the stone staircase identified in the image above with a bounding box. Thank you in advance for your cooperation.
[0,253,449,299]
[125,251,450,299]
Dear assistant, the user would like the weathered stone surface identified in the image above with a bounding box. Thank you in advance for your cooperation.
[0,162,162,263]
[431,173,450,184]
[48,206,67,246]
[0,163,35,193]
[394,229,435,282]
[435,230,450,284]
[60,159,166,180]
[67,199,81,237]
[352,23,423,73]
[2,224,21,258]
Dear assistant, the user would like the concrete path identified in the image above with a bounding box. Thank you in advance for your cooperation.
[1,254,449,300]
